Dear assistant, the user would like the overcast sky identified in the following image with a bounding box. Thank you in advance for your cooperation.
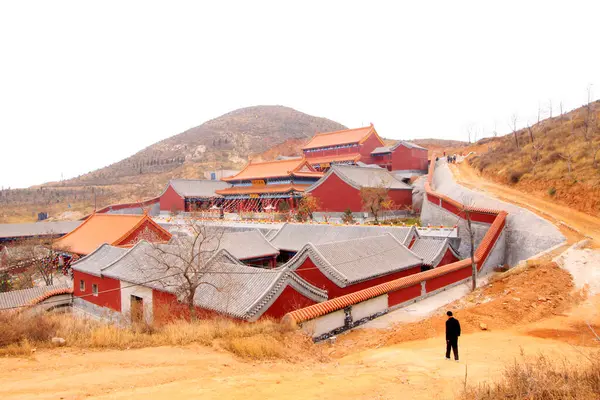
[1,1,598,188]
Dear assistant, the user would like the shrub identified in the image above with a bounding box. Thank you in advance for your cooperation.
[341,208,355,224]
[548,187,556,196]
[508,170,525,184]
[0,313,321,362]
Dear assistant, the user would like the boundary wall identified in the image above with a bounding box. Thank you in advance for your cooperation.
[282,157,508,340]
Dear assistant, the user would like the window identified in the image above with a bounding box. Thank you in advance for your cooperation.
[92,284,98,296]
[79,280,85,291]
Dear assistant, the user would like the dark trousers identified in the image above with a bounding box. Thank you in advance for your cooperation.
[446,337,459,360]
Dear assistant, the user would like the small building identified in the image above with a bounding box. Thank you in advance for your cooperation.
[0,221,82,249]
[302,124,385,171]
[216,158,322,212]
[409,237,460,270]
[218,230,280,268]
[71,241,327,322]
[0,284,73,312]
[370,141,428,172]
[286,234,423,299]
[158,179,231,213]
[306,164,413,212]
[53,213,172,256]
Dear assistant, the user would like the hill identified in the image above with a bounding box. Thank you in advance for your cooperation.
[52,105,346,187]
[468,101,600,215]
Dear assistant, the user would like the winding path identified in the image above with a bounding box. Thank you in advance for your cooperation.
[450,162,600,247]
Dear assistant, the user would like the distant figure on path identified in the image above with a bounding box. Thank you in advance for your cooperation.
[445,311,461,361]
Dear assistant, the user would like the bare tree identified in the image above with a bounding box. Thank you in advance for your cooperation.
[526,123,535,144]
[582,85,595,142]
[547,99,553,118]
[4,236,67,287]
[143,221,227,320]
[461,196,477,291]
[559,150,575,178]
[559,101,564,117]
[530,142,544,175]
[509,114,520,148]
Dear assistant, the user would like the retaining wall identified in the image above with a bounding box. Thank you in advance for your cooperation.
[425,161,564,265]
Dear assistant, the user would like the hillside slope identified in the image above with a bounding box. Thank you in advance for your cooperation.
[468,101,600,215]
[53,106,346,187]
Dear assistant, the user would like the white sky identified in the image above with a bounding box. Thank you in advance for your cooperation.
[1,0,599,188]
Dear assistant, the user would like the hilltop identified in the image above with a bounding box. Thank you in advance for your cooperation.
[468,101,600,215]
[50,105,347,188]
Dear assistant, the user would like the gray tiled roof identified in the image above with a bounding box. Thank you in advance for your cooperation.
[269,223,417,252]
[0,221,81,239]
[165,228,279,261]
[100,241,326,321]
[393,141,428,151]
[371,146,392,154]
[218,230,279,260]
[0,284,70,310]
[167,179,230,198]
[410,237,458,267]
[71,244,129,276]
[307,165,412,193]
[285,234,422,286]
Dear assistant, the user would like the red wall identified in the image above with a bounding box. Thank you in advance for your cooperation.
[436,248,459,268]
[295,258,422,299]
[310,173,412,212]
[388,283,421,307]
[259,285,318,319]
[310,173,363,212]
[159,184,185,212]
[391,146,428,171]
[358,133,385,164]
[426,267,471,292]
[73,270,121,311]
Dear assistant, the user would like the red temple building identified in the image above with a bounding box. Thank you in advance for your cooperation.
[305,164,413,212]
[302,124,385,171]
[158,179,231,213]
[370,141,429,172]
[215,158,323,212]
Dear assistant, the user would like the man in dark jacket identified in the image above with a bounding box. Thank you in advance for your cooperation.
[445,311,461,361]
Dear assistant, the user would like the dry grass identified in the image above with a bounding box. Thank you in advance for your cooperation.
[467,101,600,215]
[462,352,600,399]
[0,312,323,362]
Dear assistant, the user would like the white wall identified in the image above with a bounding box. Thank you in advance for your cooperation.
[120,281,153,324]
[303,309,346,337]
[351,295,387,321]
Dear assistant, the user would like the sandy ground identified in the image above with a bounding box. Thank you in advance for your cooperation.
[0,321,597,400]
[1,163,599,400]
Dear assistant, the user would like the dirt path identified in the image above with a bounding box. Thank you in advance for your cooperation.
[0,326,595,400]
[450,162,600,247]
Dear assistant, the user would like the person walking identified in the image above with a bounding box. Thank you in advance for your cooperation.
[445,311,461,361]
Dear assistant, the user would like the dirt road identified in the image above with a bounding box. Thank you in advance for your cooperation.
[451,162,600,247]
[0,324,595,400]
